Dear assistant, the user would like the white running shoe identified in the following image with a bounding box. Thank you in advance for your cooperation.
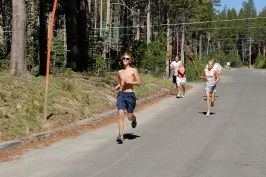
[206,112,210,117]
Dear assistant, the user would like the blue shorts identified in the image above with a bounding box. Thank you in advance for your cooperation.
[205,84,217,93]
[117,92,136,113]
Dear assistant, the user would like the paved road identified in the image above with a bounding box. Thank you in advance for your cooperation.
[1,68,266,177]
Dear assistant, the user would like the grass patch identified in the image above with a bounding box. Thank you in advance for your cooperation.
[0,72,174,142]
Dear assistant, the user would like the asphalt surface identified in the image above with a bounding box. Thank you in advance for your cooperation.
[1,68,266,177]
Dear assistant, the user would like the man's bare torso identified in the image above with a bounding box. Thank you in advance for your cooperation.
[118,67,136,92]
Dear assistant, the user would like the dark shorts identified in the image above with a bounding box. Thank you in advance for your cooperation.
[117,91,136,113]
[173,75,176,83]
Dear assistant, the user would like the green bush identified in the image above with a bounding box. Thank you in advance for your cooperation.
[185,55,202,82]
[254,54,266,69]
[140,31,168,76]
[226,51,242,68]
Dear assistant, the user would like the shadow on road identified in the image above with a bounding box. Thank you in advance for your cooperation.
[123,133,141,140]
[199,112,216,116]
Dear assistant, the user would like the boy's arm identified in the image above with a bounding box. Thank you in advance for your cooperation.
[169,63,174,70]
[179,68,185,75]
[133,69,141,86]
[115,71,121,90]
[214,70,220,83]
[126,69,141,86]
[200,70,206,79]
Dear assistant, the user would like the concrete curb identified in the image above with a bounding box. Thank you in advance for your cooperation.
[0,140,23,151]
[0,90,171,151]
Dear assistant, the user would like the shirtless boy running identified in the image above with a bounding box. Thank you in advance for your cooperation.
[115,52,141,143]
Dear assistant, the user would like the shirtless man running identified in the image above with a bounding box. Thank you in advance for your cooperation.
[115,52,141,143]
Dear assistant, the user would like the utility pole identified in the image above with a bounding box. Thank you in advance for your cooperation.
[176,31,178,57]
[249,37,251,69]
[181,24,185,63]
[166,16,170,77]
[242,39,245,65]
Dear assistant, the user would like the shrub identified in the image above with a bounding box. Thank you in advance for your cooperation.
[254,54,266,68]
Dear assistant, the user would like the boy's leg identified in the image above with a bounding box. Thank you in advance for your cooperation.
[176,82,181,97]
[205,90,210,116]
[181,82,186,97]
[118,110,125,136]
[117,109,125,143]
[125,92,137,128]
[175,83,178,95]
[127,113,137,128]
[211,92,215,107]
[211,86,216,107]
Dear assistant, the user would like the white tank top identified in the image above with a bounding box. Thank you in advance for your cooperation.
[205,68,216,86]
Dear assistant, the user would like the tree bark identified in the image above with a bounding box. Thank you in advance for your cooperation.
[39,0,47,75]
[65,0,80,71]
[10,0,29,78]
[78,0,90,71]
[65,0,90,71]
[0,0,12,56]
[146,0,151,44]
[102,0,110,60]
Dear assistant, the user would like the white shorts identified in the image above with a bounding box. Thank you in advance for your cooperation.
[176,77,186,85]
[205,84,216,93]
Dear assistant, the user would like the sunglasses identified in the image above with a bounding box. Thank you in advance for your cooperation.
[122,57,130,61]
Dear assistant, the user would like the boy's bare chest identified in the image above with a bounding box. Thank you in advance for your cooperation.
[120,70,134,78]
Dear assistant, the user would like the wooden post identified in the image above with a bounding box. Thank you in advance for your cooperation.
[176,31,178,57]
[44,0,58,120]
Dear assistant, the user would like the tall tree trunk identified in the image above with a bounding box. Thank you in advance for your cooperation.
[135,9,140,40]
[100,0,103,37]
[102,0,110,60]
[39,0,47,75]
[0,0,12,56]
[199,34,202,61]
[65,0,89,71]
[146,0,151,44]
[10,0,29,78]
[78,0,90,71]
[207,32,210,55]
[65,0,80,71]
[94,0,97,30]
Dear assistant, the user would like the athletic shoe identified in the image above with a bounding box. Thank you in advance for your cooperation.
[206,112,210,117]
[211,101,214,107]
[176,94,180,98]
[181,94,185,98]
[131,116,137,128]
[116,135,124,144]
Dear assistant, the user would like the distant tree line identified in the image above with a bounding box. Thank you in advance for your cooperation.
[0,0,266,79]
